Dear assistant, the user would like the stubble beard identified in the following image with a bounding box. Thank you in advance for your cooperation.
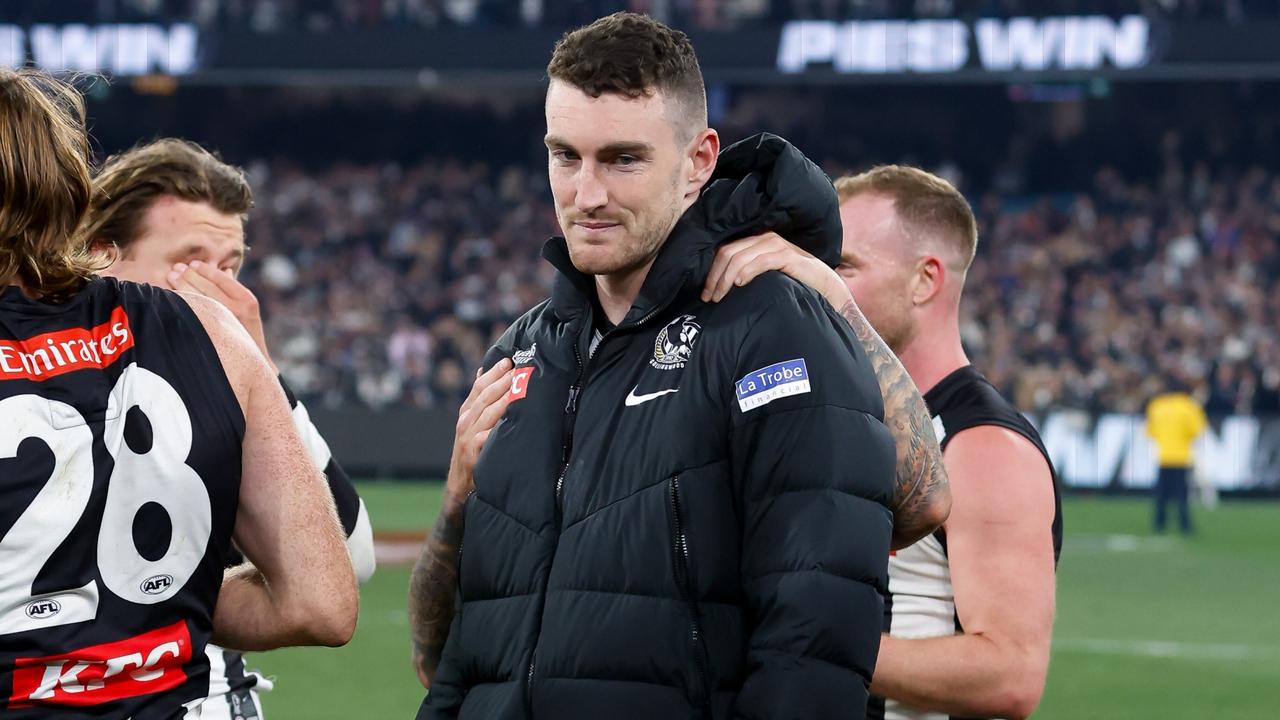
[861,300,918,356]
[881,313,919,356]
[563,193,684,279]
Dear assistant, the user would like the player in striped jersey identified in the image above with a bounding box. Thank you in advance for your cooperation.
[703,165,1061,720]
[82,138,377,720]
[0,67,356,720]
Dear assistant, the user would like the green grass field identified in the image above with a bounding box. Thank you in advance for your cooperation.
[245,483,1280,719]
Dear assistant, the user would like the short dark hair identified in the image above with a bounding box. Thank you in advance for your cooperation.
[85,138,252,255]
[547,12,707,141]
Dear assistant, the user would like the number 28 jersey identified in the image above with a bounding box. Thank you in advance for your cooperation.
[0,279,245,719]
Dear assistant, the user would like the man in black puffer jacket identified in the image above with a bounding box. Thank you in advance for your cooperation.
[419,12,895,720]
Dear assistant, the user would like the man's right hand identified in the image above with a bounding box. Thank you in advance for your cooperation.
[702,232,852,310]
[445,358,515,504]
[168,260,276,371]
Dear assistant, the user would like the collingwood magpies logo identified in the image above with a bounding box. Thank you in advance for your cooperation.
[513,343,537,365]
[650,315,701,370]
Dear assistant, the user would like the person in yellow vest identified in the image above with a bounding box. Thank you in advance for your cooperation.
[1145,379,1208,535]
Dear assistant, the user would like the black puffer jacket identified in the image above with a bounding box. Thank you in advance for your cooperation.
[422,134,896,720]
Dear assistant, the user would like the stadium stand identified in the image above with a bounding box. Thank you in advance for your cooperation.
[8,1,1278,427]
[5,0,1280,31]
[163,86,1274,417]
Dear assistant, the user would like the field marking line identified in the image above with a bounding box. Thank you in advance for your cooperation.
[1061,534,1181,554]
[374,534,425,566]
[1056,637,1280,661]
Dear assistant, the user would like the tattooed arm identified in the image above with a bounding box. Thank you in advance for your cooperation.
[409,493,466,688]
[834,297,950,549]
[703,233,950,549]
[408,359,514,688]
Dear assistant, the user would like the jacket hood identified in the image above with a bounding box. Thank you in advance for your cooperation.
[544,132,841,325]
[695,132,843,267]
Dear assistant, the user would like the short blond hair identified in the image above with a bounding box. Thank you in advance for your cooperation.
[835,165,977,271]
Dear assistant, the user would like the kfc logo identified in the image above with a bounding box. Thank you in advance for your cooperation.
[10,621,192,708]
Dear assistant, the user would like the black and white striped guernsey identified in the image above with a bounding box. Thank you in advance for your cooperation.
[0,278,243,719]
[868,365,1062,720]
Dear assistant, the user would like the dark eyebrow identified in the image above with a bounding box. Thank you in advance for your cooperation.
[543,136,654,158]
[598,141,654,157]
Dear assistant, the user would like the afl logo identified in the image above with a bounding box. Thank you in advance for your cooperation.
[141,574,174,595]
[26,599,61,619]
[650,315,701,370]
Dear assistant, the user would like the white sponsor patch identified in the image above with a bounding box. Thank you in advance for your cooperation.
[735,358,810,412]
[512,343,537,365]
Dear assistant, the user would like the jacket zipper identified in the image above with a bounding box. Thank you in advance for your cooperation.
[525,655,536,714]
[526,346,584,714]
[525,290,687,714]
[554,383,580,506]
[553,294,673,509]
[669,476,711,711]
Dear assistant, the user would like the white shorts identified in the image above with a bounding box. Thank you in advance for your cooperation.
[198,686,267,720]
[203,645,274,720]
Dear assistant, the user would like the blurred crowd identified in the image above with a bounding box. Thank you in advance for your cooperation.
[236,148,1280,416]
[22,0,1271,417]
[963,164,1280,417]
[6,0,1278,31]
[241,160,559,409]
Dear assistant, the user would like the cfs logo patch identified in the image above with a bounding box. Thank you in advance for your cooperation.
[508,366,534,402]
[9,621,192,708]
[736,358,811,412]
[650,315,701,370]
[508,343,537,402]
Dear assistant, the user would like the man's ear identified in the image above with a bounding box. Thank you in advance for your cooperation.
[912,255,946,306]
[686,128,719,195]
[91,240,121,266]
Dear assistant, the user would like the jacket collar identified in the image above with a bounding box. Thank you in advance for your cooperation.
[542,209,708,329]
[542,132,842,327]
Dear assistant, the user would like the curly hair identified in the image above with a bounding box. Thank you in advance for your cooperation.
[547,12,707,141]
